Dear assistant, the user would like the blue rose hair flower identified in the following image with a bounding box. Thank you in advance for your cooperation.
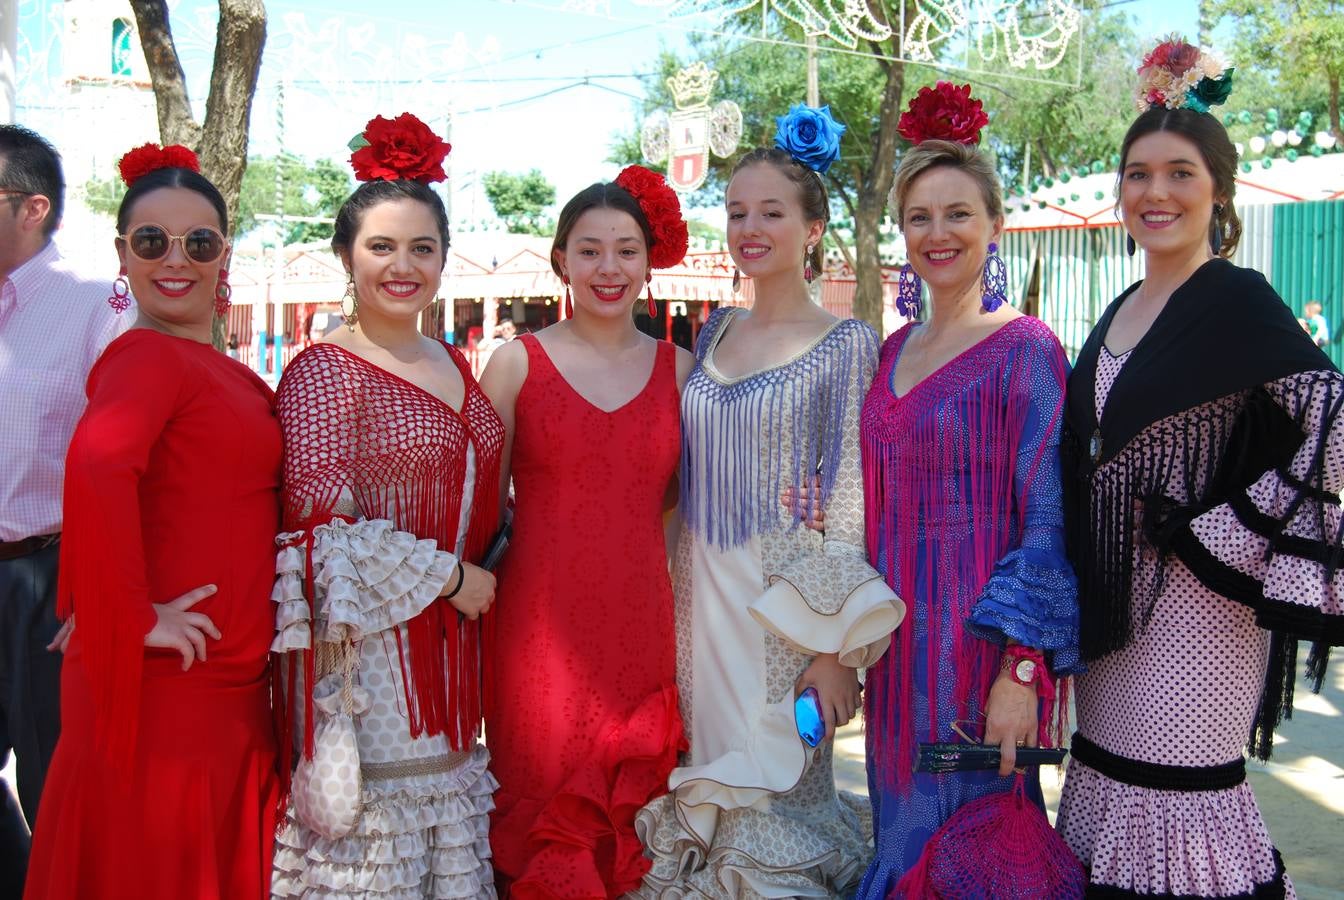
[773,103,846,174]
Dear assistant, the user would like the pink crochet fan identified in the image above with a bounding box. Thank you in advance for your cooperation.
[891,774,1085,899]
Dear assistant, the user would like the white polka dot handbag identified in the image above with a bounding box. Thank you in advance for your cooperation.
[292,641,369,839]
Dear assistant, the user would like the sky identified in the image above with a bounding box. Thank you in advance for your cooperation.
[26,0,1206,227]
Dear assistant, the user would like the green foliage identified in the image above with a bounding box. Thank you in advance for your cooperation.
[83,174,126,218]
[1214,0,1344,138]
[686,218,723,244]
[483,169,557,234]
[237,156,351,244]
[978,10,1140,190]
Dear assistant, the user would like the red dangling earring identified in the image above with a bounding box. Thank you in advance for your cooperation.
[563,277,573,318]
[107,268,131,314]
[214,268,233,317]
[646,280,656,317]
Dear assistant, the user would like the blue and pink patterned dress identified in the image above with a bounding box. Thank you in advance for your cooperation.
[856,315,1082,896]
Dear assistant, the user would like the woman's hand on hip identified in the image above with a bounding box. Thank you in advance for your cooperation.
[144,584,221,671]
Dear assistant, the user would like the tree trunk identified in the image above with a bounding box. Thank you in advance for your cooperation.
[1036,139,1057,179]
[1330,74,1343,146]
[129,0,202,150]
[848,3,911,334]
[130,0,266,348]
[198,0,267,233]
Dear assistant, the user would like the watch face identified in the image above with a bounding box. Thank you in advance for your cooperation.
[1014,658,1038,683]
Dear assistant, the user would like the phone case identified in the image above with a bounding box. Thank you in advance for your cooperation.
[794,687,825,747]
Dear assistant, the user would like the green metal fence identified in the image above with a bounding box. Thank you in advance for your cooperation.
[1272,200,1344,369]
[1003,199,1344,364]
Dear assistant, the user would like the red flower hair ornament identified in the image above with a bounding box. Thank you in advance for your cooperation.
[897,82,989,146]
[613,165,689,270]
[117,143,201,186]
[349,112,451,184]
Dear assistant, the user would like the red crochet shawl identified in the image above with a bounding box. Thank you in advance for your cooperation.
[275,343,504,757]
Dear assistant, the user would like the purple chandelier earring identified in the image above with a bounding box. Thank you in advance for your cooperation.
[896,263,923,318]
[981,242,1007,312]
[1126,234,1136,257]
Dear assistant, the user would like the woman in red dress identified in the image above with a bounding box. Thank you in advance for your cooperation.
[479,168,693,898]
[25,146,281,899]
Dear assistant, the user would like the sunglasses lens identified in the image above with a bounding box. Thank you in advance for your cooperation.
[184,228,224,263]
[129,226,170,260]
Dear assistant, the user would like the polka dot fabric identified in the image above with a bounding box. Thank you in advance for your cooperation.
[1057,347,1294,898]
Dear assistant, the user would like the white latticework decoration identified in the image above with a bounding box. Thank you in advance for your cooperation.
[904,0,970,62]
[562,0,615,13]
[708,100,743,157]
[631,0,1081,74]
[641,110,671,164]
[998,0,1080,69]
[161,8,501,159]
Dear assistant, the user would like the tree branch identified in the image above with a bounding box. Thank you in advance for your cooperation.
[828,226,858,273]
[198,0,267,230]
[129,0,203,149]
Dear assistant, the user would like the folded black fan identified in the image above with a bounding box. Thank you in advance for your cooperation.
[916,743,1068,773]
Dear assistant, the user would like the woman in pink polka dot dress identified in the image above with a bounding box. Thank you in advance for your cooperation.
[1058,38,1344,899]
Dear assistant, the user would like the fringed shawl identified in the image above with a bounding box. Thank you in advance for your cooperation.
[680,308,869,548]
[861,317,1079,790]
[274,343,504,759]
[1063,259,1342,759]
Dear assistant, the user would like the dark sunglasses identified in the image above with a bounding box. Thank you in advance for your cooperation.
[118,223,228,264]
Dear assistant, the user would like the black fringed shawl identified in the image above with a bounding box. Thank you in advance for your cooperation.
[1063,258,1342,759]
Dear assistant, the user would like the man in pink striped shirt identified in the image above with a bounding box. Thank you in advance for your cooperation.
[0,125,129,891]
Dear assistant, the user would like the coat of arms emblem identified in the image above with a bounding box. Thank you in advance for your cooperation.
[640,62,743,194]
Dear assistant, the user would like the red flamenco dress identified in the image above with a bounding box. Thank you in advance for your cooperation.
[25,330,282,900]
[487,334,685,899]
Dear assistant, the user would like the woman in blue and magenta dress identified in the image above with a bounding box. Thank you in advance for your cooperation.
[856,87,1081,896]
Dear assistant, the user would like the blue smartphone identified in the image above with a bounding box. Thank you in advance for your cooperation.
[794,687,825,747]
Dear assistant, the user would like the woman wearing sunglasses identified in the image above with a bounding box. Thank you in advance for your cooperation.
[24,145,282,899]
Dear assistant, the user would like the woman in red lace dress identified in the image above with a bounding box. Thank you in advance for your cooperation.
[479,168,693,899]
[25,147,281,899]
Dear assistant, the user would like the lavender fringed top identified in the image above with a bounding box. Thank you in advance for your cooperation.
[680,308,874,552]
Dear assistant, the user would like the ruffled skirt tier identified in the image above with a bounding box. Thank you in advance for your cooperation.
[1057,758,1292,899]
[272,746,497,899]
